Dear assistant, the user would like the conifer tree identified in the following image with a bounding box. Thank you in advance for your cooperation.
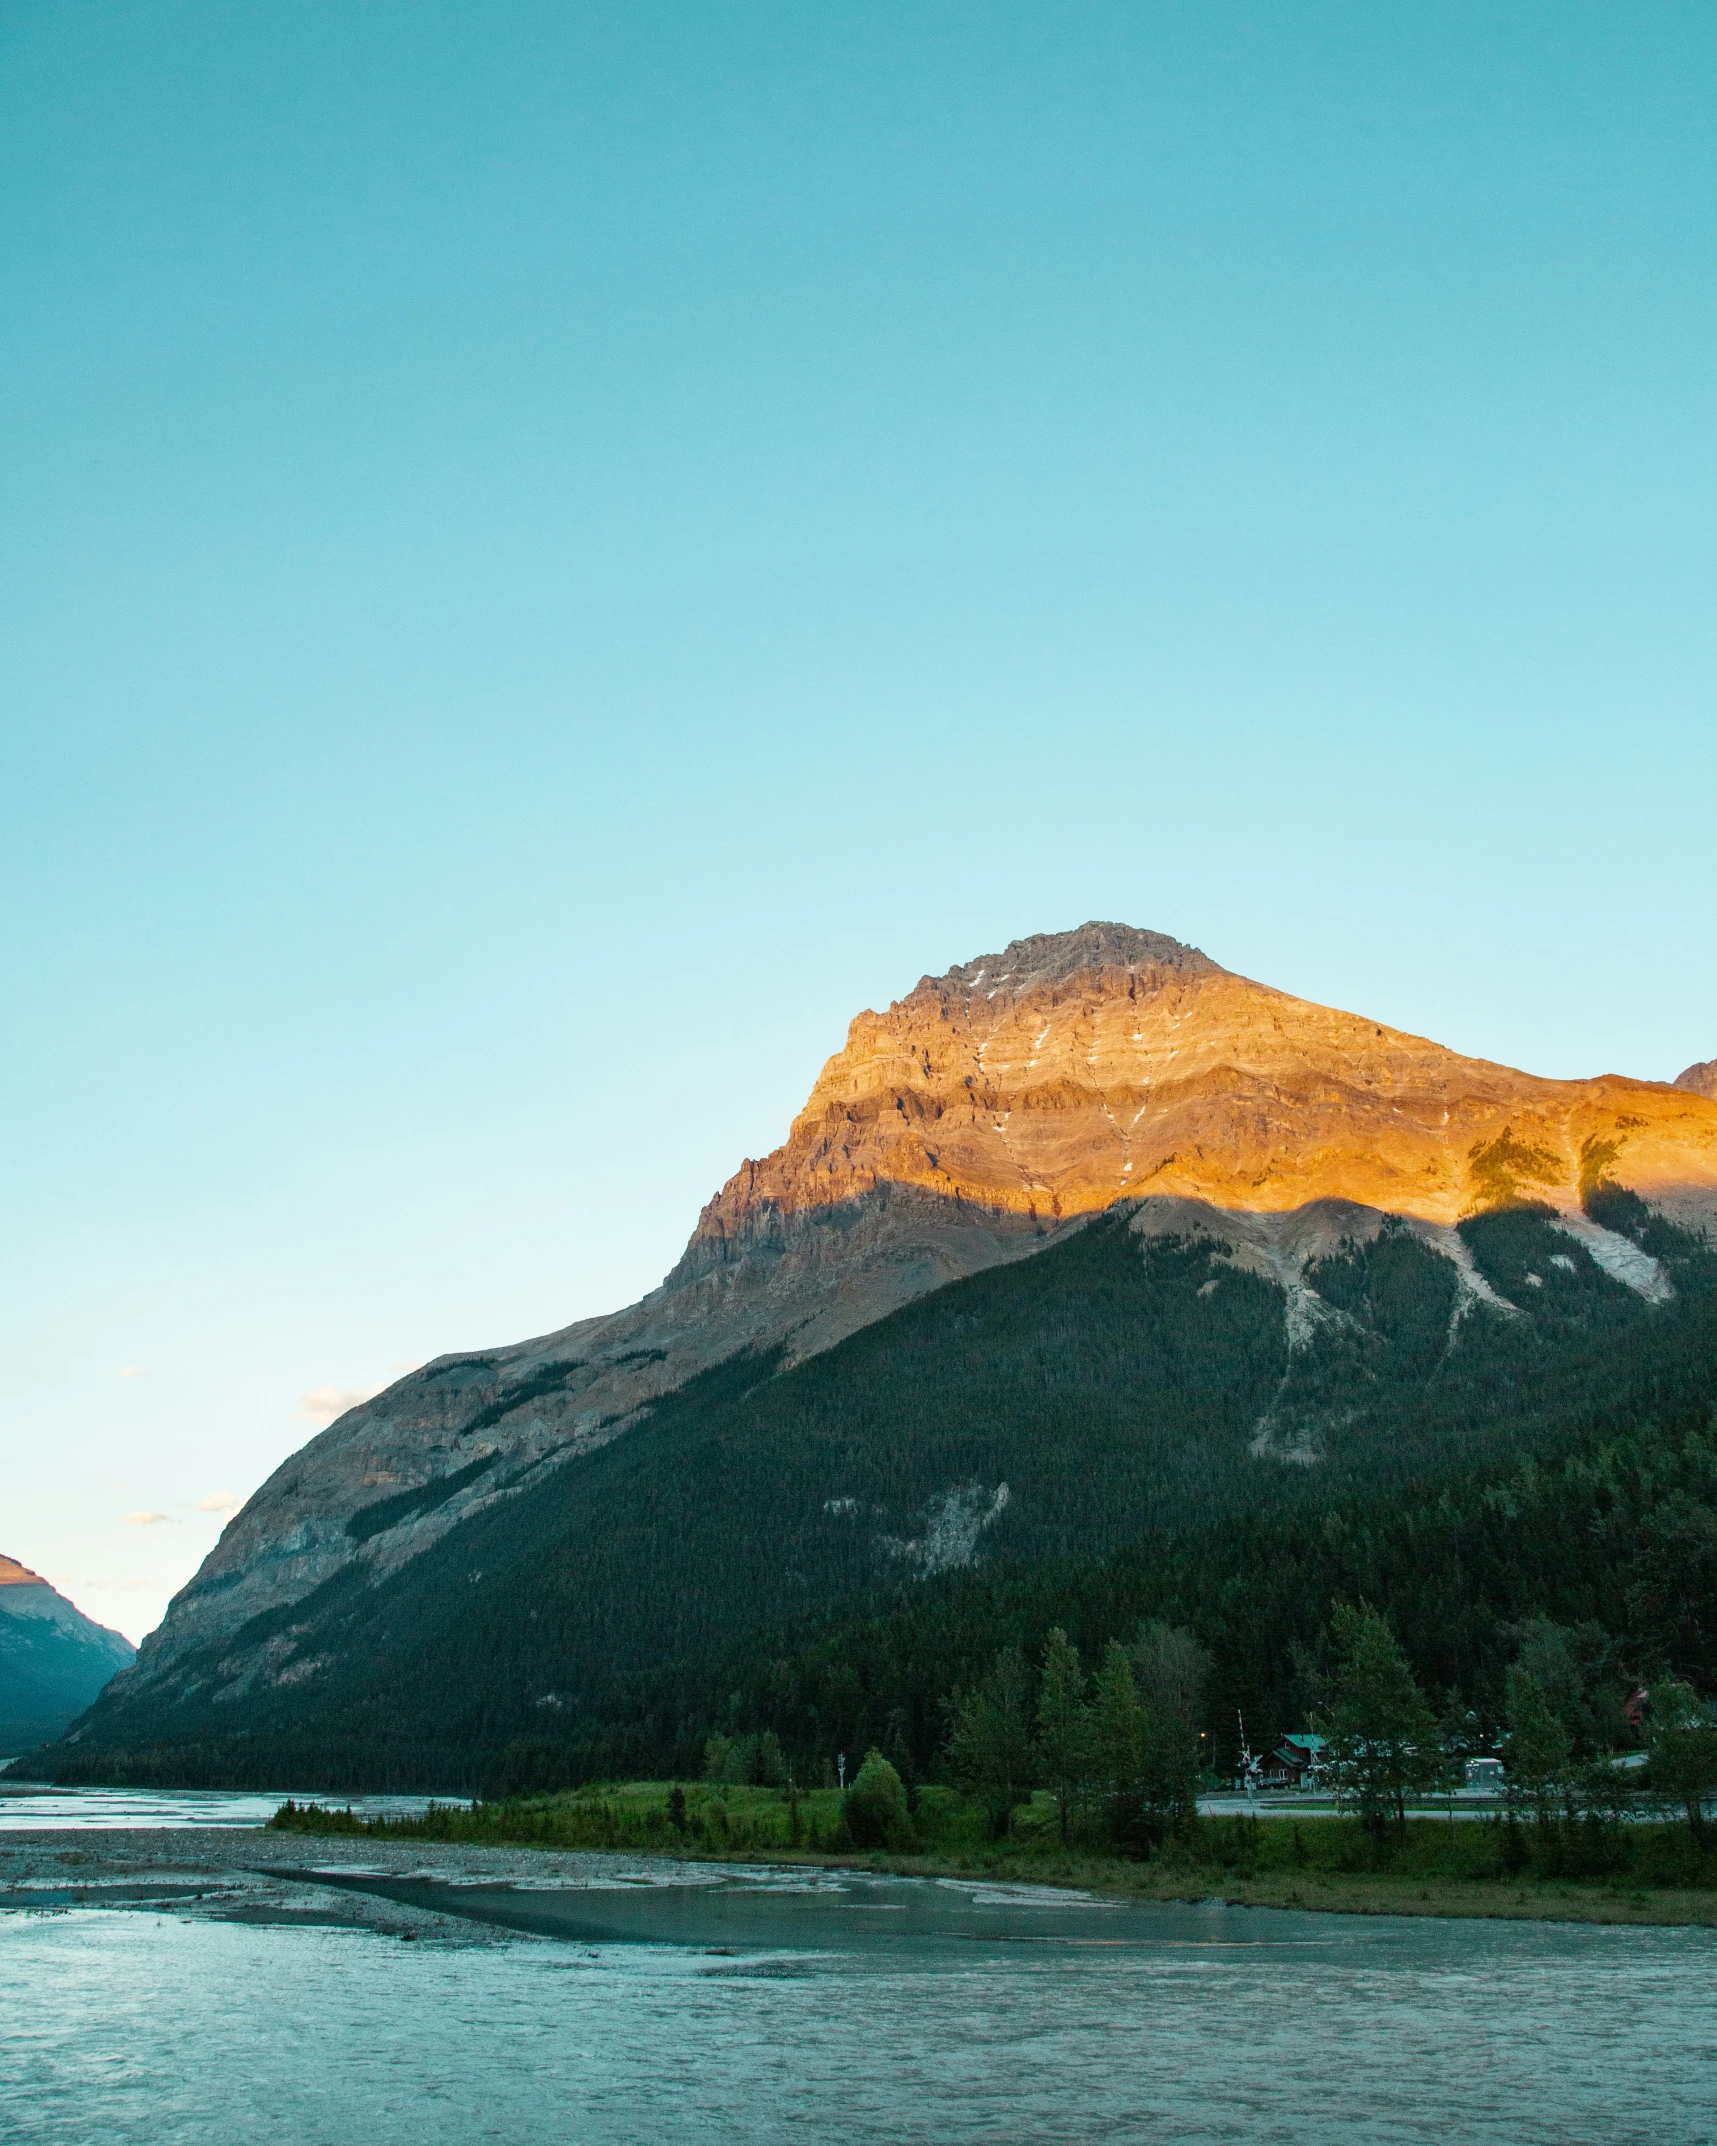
[1090,1641,1151,1850]
[1313,1604,1442,1843]
[751,1730,788,1787]
[1504,1665,1574,1828]
[946,1646,1034,1835]
[1035,1628,1091,1845]
[1131,1621,1210,1832]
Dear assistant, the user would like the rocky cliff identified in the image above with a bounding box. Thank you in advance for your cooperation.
[104,924,1717,1707]
[694,919,1715,1240]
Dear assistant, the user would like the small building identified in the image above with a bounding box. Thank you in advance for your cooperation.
[1267,1733,1327,1788]
[1465,1756,1504,1790]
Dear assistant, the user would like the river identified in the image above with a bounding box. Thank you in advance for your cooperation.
[0,1790,1712,2143]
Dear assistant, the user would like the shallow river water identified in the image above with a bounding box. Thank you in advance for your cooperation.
[5,1851,1716,2145]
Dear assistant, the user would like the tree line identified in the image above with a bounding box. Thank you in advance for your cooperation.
[830,1605,1717,1860]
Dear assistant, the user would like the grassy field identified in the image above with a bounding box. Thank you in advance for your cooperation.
[268,1780,1717,1928]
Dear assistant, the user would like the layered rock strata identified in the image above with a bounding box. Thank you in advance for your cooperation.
[693,922,1717,1240]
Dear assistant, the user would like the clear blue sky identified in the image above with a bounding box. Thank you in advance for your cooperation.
[4,3,1714,1641]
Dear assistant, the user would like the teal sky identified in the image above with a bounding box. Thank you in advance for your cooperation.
[5,4,1714,1641]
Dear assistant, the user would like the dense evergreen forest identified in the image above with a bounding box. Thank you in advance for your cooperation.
[40,1191,1717,1795]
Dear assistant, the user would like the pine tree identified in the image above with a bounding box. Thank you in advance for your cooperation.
[751,1730,788,1787]
[1313,1604,1443,1843]
[1131,1620,1210,1833]
[1504,1666,1573,1828]
[1035,1628,1091,1846]
[1090,1641,1151,1851]
[946,1645,1034,1835]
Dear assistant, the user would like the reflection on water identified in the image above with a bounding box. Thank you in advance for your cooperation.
[4,1867,1714,2144]
[0,1783,463,1830]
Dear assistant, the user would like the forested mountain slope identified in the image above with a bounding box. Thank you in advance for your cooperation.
[642,1277,1717,1798]
[0,1558,134,1753]
[42,1188,1717,1790]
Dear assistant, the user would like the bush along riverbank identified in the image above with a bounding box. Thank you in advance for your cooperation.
[267,1772,1717,1928]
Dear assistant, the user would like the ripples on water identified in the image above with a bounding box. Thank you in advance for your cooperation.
[5,1861,1715,2145]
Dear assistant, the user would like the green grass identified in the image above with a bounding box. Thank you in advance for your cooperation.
[272,1780,865,1855]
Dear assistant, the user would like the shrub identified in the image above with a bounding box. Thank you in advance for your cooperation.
[843,1749,917,1851]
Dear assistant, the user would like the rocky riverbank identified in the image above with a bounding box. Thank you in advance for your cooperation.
[6,1824,1717,1935]
[0,1827,640,1944]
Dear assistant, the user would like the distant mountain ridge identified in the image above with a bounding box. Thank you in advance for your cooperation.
[38,924,1717,1785]
[0,1557,134,1754]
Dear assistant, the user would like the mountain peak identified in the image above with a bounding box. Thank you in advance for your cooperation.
[918,923,1222,1002]
[0,1555,45,1587]
[1675,1059,1717,1099]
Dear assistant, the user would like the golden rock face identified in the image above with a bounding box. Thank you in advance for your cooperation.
[693,922,1717,1246]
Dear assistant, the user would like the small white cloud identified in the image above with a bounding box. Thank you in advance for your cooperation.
[123,1510,175,1526]
[118,1366,140,1378]
[295,1382,381,1426]
[198,1491,241,1514]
